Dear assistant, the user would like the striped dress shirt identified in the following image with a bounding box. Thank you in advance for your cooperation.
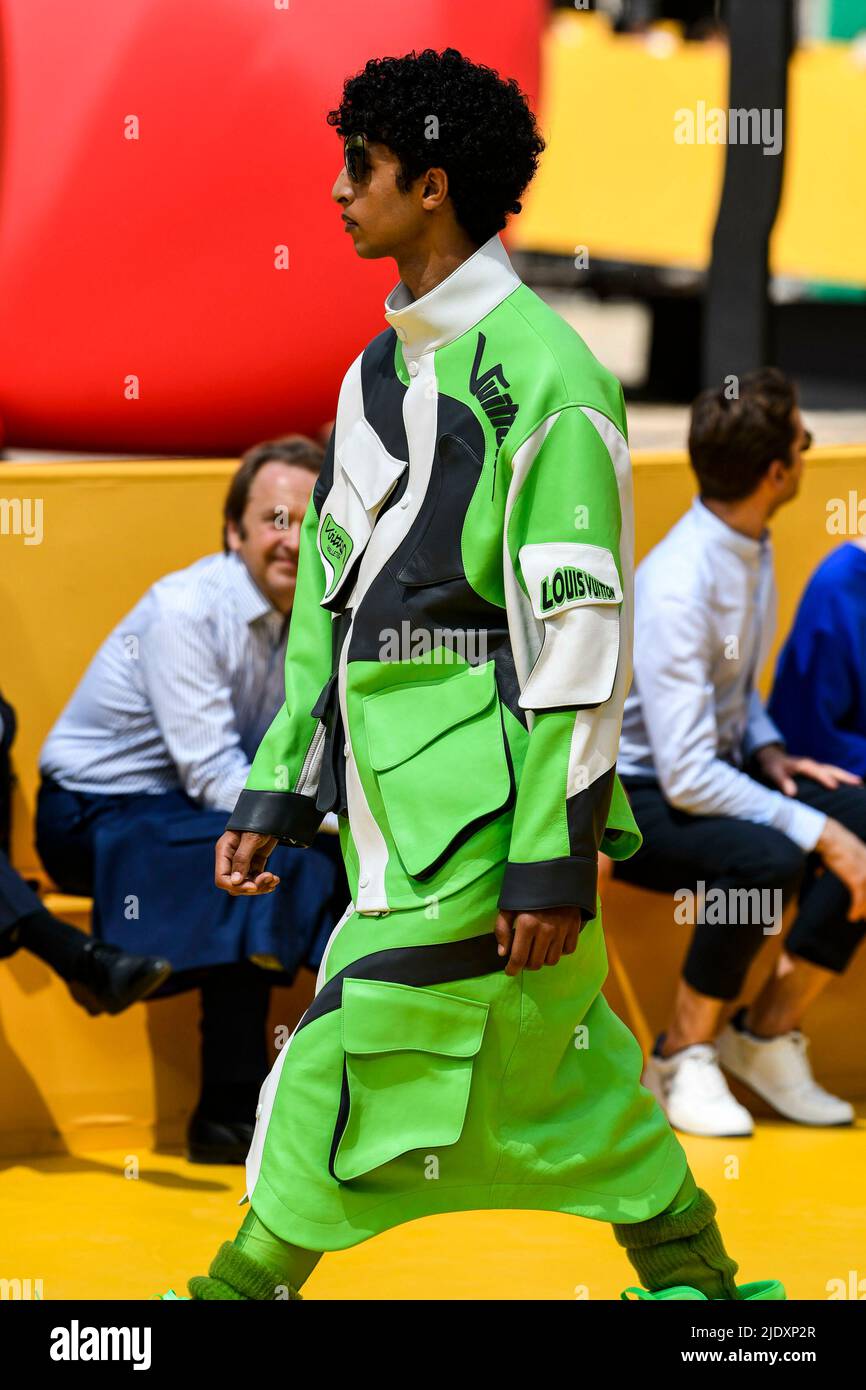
[40,553,289,813]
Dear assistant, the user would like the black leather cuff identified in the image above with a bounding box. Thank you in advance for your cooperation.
[225,789,324,847]
[498,856,598,923]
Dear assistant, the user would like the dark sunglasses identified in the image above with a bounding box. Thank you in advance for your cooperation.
[344,133,370,183]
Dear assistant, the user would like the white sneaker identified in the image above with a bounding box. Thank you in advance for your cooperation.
[718,1012,855,1127]
[643,1042,754,1138]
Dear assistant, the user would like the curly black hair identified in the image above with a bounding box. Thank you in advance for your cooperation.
[327,48,545,246]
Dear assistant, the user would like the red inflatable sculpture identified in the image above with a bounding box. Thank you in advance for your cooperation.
[0,1,542,453]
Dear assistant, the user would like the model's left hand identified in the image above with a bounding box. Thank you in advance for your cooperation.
[756,743,862,797]
[494,906,584,978]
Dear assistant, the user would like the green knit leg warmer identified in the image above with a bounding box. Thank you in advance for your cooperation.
[188,1242,303,1301]
[613,1186,742,1300]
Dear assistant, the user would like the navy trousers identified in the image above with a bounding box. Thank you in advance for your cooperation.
[35,777,347,988]
[31,777,349,1121]
[0,850,44,956]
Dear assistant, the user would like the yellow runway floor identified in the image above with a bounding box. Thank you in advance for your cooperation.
[4,1107,864,1301]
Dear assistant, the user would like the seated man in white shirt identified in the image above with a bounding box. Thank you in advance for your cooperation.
[615,368,866,1137]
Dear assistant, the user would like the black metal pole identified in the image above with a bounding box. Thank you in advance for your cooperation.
[702,0,794,388]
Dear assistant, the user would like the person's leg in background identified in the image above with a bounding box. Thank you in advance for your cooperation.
[616,783,806,1046]
[717,775,866,1125]
[28,776,172,1012]
[743,775,866,1032]
[39,783,345,1157]
[0,847,170,1014]
[614,783,804,1135]
[0,846,89,973]
[674,822,803,1036]
[187,960,274,1163]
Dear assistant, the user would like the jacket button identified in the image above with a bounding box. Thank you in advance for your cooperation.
[359,874,369,889]
[407,360,419,376]
[400,493,411,509]
[343,741,350,756]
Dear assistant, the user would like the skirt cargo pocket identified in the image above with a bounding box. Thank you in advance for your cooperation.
[361,660,514,879]
[330,977,489,1183]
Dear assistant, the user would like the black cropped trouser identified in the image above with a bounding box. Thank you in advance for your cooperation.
[614,775,866,1000]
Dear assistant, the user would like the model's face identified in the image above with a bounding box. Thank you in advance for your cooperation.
[331,140,426,259]
[226,461,315,614]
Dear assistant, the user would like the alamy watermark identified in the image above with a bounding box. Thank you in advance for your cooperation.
[0,497,43,545]
[379,622,488,665]
[1,1276,43,1299]
[674,101,783,157]
[674,881,783,935]
[49,1321,151,1369]
[826,491,866,536]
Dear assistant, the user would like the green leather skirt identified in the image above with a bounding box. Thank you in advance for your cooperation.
[244,860,687,1251]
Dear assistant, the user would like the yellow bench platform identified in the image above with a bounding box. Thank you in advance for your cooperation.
[1,450,865,1156]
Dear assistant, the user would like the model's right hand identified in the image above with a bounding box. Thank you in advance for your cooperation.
[816,818,866,921]
[494,906,583,977]
[215,829,280,895]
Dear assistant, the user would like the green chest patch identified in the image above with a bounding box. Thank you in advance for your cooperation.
[321,513,354,592]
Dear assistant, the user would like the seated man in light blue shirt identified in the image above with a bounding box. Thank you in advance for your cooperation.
[37,436,345,1163]
[615,369,866,1138]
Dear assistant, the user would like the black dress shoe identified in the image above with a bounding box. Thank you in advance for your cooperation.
[186,1111,255,1165]
[67,939,172,1016]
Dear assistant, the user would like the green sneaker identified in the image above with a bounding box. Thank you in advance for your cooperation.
[622,1280,786,1301]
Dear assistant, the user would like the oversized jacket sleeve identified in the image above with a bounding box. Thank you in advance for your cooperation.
[499,401,641,923]
[225,474,333,846]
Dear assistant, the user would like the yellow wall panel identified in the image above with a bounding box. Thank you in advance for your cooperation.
[515,13,866,287]
[0,461,236,874]
[2,448,866,1154]
[515,13,727,268]
[772,43,866,285]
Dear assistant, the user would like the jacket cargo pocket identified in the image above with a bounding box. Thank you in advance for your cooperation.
[330,977,489,1182]
[361,659,514,879]
[317,419,407,607]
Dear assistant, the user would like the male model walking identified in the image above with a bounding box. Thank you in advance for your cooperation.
[162,48,782,1302]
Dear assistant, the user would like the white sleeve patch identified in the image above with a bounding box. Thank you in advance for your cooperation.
[517,543,622,710]
[518,542,622,620]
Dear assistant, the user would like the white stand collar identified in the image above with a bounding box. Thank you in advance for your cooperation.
[384,234,521,356]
